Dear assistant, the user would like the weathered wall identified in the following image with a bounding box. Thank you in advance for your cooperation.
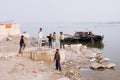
[0,24,20,36]
[22,47,66,64]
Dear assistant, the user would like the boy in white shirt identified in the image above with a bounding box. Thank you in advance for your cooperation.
[38,28,43,48]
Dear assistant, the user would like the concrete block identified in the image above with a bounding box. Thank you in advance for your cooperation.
[22,48,66,64]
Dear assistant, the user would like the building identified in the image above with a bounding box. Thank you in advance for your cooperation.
[0,23,20,36]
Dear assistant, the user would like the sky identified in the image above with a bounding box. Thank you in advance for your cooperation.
[0,0,120,23]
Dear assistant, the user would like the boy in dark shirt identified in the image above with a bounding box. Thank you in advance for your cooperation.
[47,33,53,48]
[19,35,25,54]
[54,49,61,71]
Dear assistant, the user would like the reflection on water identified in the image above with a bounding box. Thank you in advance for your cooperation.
[81,69,119,80]
[81,42,104,49]
[64,41,104,49]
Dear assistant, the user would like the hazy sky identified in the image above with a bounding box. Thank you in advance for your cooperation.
[0,0,120,23]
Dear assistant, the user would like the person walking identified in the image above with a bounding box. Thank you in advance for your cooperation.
[59,32,65,49]
[54,49,61,71]
[38,28,43,49]
[19,35,25,54]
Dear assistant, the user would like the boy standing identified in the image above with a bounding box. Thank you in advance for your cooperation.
[59,32,65,49]
[38,28,43,48]
[47,33,53,48]
[52,32,56,48]
[54,49,61,71]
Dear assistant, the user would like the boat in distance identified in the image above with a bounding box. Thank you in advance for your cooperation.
[64,31,104,43]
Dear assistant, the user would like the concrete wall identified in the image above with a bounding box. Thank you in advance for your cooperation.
[22,47,66,64]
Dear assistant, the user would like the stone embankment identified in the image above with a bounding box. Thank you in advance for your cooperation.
[0,36,115,80]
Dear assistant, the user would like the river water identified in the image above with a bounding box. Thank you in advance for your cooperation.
[21,23,120,80]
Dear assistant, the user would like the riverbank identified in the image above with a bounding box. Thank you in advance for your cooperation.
[0,35,115,80]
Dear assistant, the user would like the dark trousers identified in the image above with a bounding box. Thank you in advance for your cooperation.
[49,41,52,48]
[55,60,61,71]
[19,43,25,54]
[60,40,65,49]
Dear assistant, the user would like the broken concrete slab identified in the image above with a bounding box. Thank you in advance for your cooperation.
[90,62,116,70]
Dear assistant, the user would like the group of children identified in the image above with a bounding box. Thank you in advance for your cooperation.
[38,28,65,49]
[19,28,63,71]
[47,32,56,48]
[47,31,65,49]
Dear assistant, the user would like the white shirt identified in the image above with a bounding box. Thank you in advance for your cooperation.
[38,31,43,39]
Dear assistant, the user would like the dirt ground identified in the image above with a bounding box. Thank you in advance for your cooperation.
[0,35,102,80]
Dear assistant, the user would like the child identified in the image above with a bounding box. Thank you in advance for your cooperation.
[54,49,61,71]
[59,32,65,49]
[52,32,56,48]
[19,35,25,54]
[47,33,53,48]
[38,28,43,48]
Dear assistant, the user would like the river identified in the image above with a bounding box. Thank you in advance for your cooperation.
[21,23,120,80]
